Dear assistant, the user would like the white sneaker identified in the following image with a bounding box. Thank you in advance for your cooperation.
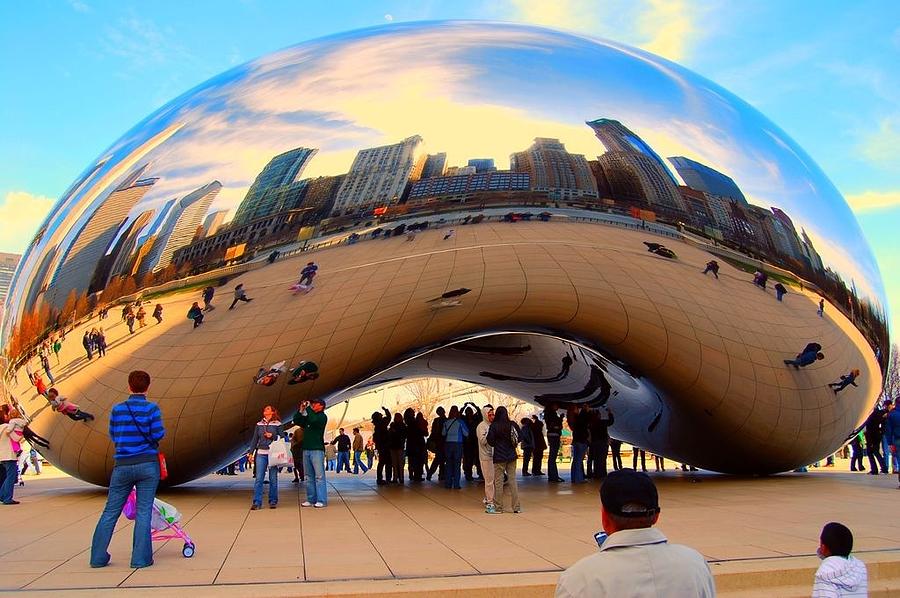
[301,501,313,507]
[314,502,325,508]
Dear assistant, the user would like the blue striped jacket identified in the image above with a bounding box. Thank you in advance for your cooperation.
[109,394,165,464]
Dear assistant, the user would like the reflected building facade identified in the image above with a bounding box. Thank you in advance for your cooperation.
[0,22,888,487]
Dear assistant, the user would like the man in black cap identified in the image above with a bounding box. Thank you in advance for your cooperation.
[555,469,715,597]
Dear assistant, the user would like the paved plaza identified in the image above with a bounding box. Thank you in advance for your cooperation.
[2,461,899,597]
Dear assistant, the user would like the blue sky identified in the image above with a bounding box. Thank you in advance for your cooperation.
[0,0,898,333]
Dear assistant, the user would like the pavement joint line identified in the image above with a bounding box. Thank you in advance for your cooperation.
[329,480,397,578]
[296,483,307,582]
[211,482,254,586]
[405,478,564,572]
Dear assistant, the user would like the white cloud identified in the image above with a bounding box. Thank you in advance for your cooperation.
[384,14,394,22]
[0,191,55,253]
[504,0,708,61]
[846,189,900,213]
[67,0,90,12]
[860,117,900,167]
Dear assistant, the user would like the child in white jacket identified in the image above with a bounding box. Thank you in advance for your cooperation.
[812,522,868,598]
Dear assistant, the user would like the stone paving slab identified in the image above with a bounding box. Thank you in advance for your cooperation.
[1,460,899,595]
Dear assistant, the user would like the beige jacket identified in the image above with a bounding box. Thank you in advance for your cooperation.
[476,405,493,461]
[555,527,716,598]
[0,418,26,462]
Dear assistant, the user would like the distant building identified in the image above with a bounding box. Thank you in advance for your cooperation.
[332,136,424,214]
[407,171,530,205]
[587,119,684,213]
[420,153,447,179]
[668,156,747,204]
[93,209,154,292]
[801,229,825,274]
[138,181,221,274]
[46,166,157,308]
[770,207,806,261]
[445,165,477,176]
[300,175,345,220]
[232,147,317,226]
[172,209,310,268]
[510,138,597,200]
[466,158,497,173]
[201,210,228,238]
[0,252,21,321]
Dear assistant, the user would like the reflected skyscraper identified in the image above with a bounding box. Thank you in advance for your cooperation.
[232,147,317,226]
[99,209,155,288]
[420,153,447,179]
[333,135,424,214]
[669,156,747,204]
[45,166,157,308]
[510,138,597,200]
[201,210,228,238]
[0,252,21,323]
[139,181,222,274]
[467,158,497,173]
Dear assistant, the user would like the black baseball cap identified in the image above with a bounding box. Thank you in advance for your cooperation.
[600,469,660,517]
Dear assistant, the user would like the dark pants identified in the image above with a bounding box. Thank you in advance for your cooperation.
[522,448,533,475]
[390,449,404,483]
[547,434,561,480]
[849,439,864,471]
[377,447,392,482]
[192,314,204,328]
[229,296,251,309]
[445,442,463,489]
[632,449,647,471]
[292,447,304,480]
[610,440,623,471]
[589,439,609,477]
[463,442,480,480]
[427,445,445,480]
[866,434,887,473]
[532,449,544,475]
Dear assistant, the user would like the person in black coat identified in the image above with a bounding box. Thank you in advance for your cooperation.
[587,407,614,479]
[519,418,534,476]
[404,408,427,482]
[388,412,408,484]
[462,402,483,481]
[426,407,447,481]
[864,406,888,475]
[530,415,547,476]
[372,407,392,485]
[544,403,564,483]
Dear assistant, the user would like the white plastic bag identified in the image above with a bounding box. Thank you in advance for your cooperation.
[151,497,182,530]
[268,439,291,467]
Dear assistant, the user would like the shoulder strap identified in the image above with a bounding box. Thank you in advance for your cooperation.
[124,401,158,449]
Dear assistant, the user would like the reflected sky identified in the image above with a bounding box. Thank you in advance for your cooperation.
[4,20,886,331]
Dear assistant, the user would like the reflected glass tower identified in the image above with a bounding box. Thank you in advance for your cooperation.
[232,147,317,226]
[669,156,747,204]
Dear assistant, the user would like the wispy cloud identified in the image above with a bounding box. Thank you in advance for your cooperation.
[859,116,900,168]
[503,0,708,61]
[846,189,900,212]
[0,191,55,253]
[67,0,90,13]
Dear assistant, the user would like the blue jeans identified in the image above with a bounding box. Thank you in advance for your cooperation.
[90,460,159,568]
[353,450,369,473]
[303,450,327,505]
[253,453,278,506]
[337,450,351,473]
[0,460,17,503]
[445,442,463,489]
[572,442,589,482]
[882,436,899,472]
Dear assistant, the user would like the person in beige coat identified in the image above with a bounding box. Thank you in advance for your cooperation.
[476,405,494,506]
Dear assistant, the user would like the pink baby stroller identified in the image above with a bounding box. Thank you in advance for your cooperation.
[123,489,196,558]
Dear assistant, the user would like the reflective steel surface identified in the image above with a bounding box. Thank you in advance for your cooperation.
[1,21,888,484]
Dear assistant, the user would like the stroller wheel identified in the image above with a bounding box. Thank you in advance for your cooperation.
[182,543,195,558]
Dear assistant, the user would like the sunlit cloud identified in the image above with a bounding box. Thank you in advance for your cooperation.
[637,0,696,62]
[846,190,900,213]
[860,116,900,167]
[0,191,55,253]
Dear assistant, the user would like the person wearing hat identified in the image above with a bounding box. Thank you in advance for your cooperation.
[555,469,715,598]
[293,398,328,507]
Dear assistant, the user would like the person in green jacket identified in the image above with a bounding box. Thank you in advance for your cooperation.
[294,398,328,507]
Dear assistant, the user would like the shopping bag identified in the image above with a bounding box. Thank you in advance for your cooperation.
[268,439,291,467]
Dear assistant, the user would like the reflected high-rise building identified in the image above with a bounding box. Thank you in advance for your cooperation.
[232,147,317,226]
[420,153,447,179]
[0,252,21,323]
[669,156,747,204]
[467,158,496,173]
[139,181,222,274]
[45,166,158,308]
[510,138,597,200]
[588,119,684,212]
[201,210,228,238]
[332,135,424,214]
[98,209,155,288]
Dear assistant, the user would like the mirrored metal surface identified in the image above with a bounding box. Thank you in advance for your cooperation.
[1,21,888,485]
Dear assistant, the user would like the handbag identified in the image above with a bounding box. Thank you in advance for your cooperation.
[268,438,291,467]
[125,402,168,480]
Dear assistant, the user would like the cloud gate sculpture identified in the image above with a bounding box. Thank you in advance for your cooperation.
[1,21,888,486]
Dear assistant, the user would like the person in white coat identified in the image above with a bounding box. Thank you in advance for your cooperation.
[476,405,494,507]
[812,522,868,598]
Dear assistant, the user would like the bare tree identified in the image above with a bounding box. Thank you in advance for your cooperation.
[403,377,445,418]
[883,344,899,402]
